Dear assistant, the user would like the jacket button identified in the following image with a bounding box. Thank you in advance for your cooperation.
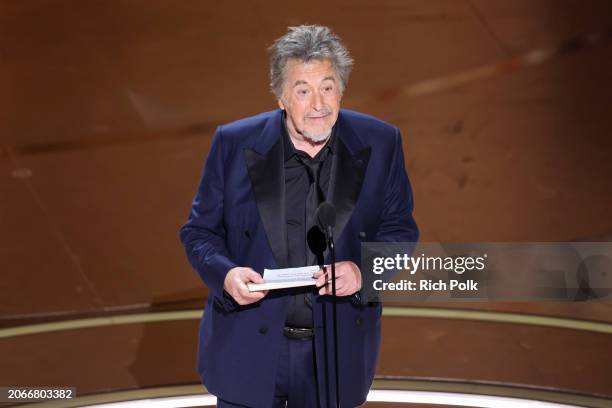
[259,326,268,334]
[356,317,362,326]
[359,231,366,239]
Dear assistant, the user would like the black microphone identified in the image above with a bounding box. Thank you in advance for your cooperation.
[314,201,336,239]
[314,201,340,407]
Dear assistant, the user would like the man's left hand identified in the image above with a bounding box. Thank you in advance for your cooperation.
[314,261,362,296]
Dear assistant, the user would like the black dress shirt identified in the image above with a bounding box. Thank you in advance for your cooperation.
[282,111,336,328]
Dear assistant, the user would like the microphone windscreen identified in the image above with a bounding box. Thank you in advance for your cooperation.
[315,201,336,230]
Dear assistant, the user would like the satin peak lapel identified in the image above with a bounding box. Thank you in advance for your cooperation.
[244,113,289,269]
[329,117,371,242]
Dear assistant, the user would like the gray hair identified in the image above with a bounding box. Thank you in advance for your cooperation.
[268,25,354,98]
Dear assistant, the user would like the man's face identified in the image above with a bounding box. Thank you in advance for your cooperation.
[278,58,342,143]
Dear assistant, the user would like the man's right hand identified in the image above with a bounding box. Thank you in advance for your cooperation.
[223,267,269,305]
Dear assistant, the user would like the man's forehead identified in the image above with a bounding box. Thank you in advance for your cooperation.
[292,76,336,88]
[285,58,338,82]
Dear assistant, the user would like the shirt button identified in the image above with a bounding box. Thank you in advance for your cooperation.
[259,326,268,334]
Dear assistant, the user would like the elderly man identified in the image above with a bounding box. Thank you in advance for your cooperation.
[180,25,418,408]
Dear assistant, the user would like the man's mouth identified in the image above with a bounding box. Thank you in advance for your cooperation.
[306,113,330,120]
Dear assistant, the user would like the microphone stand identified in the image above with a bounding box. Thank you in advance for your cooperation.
[327,225,340,408]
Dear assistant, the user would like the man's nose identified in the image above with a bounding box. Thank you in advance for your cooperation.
[311,91,324,111]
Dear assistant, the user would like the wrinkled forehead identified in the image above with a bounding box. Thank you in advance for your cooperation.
[283,58,339,86]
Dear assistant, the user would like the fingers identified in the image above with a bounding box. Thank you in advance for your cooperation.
[317,272,346,295]
[239,283,267,299]
[316,262,360,296]
[244,268,265,284]
[318,279,348,296]
[315,265,346,287]
[315,271,328,287]
[235,284,268,305]
[313,266,329,280]
[224,267,268,305]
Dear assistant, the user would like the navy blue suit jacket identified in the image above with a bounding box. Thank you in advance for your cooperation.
[180,108,418,407]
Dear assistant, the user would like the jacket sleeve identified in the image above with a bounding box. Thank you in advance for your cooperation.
[358,127,419,305]
[375,127,419,243]
[179,126,238,308]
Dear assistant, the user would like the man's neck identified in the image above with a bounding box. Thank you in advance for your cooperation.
[289,133,328,158]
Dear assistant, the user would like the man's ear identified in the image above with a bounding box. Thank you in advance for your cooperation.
[277,98,285,110]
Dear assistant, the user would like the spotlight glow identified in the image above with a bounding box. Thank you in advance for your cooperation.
[85,390,584,408]
[88,394,216,407]
[367,390,583,408]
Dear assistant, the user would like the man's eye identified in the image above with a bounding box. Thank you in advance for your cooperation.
[297,89,309,96]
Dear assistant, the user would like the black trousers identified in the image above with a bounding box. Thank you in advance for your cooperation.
[217,334,319,408]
